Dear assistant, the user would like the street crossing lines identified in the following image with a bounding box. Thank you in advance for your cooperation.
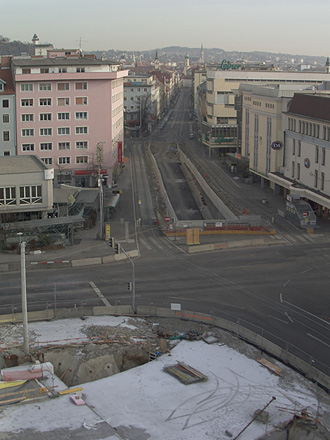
[89,281,111,307]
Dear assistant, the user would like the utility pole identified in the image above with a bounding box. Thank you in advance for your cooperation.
[20,240,29,354]
[96,142,105,240]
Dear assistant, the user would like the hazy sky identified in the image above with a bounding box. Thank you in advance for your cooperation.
[3,0,329,56]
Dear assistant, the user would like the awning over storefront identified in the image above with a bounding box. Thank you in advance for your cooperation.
[268,173,330,209]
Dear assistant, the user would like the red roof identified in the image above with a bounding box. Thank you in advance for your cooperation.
[0,64,15,95]
[288,93,330,122]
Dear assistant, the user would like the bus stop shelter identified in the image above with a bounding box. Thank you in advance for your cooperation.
[2,215,85,247]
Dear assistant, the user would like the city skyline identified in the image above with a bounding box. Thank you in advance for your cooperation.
[3,0,330,57]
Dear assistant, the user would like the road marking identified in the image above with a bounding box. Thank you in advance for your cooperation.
[268,315,289,325]
[89,281,111,307]
[280,293,283,303]
[300,267,313,274]
[139,238,152,250]
[283,279,291,287]
[307,333,330,348]
[285,312,294,323]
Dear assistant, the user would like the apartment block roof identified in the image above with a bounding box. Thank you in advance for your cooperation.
[0,156,47,175]
[287,93,330,122]
[11,57,120,67]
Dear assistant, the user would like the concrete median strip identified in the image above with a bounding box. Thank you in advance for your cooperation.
[72,257,102,267]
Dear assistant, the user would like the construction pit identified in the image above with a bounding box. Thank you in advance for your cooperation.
[1,317,216,387]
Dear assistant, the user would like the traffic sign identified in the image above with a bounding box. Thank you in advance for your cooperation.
[165,216,170,222]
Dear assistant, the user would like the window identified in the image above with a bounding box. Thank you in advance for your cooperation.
[3,151,10,156]
[75,97,87,105]
[40,113,52,121]
[39,98,52,106]
[22,129,34,137]
[76,156,88,164]
[58,67,67,73]
[75,126,88,134]
[40,128,52,136]
[0,187,16,206]
[2,99,9,108]
[20,185,42,204]
[58,112,70,120]
[217,117,229,124]
[58,156,71,164]
[298,141,301,157]
[57,82,70,91]
[22,68,31,74]
[40,68,49,74]
[57,97,70,106]
[20,83,33,92]
[75,82,87,90]
[22,143,35,151]
[217,92,230,105]
[322,148,326,166]
[76,67,85,73]
[76,141,88,149]
[3,131,9,141]
[39,83,51,91]
[75,111,88,120]
[58,142,70,150]
[41,157,53,165]
[3,114,9,123]
[21,99,33,107]
[40,142,52,151]
[314,170,318,188]
[21,114,34,122]
[297,163,300,180]
[58,127,70,135]
[315,146,319,163]
[292,139,295,155]
[321,172,325,191]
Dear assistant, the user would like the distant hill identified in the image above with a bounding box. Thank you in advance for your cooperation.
[0,35,326,66]
[0,36,34,56]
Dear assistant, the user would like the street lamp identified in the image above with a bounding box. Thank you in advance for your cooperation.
[96,142,106,240]
[17,232,29,354]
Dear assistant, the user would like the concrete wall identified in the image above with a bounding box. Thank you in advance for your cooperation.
[179,148,238,220]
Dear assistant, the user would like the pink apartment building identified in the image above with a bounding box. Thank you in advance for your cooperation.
[12,53,128,187]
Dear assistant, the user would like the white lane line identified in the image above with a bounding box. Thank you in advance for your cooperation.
[283,279,291,287]
[285,312,294,323]
[268,315,289,325]
[280,293,283,303]
[139,238,152,250]
[300,268,313,274]
[89,281,111,307]
[307,333,330,348]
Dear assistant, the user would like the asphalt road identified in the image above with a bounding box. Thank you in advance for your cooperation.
[1,240,330,376]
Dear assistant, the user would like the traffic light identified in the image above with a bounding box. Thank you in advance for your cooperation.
[128,282,132,291]
[109,237,114,248]
[114,242,120,254]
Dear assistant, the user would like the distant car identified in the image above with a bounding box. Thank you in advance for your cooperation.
[189,133,194,139]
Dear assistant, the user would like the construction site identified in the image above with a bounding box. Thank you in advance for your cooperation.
[0,315,329,440]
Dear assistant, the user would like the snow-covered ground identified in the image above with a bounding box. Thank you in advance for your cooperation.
[0,316,329,440]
